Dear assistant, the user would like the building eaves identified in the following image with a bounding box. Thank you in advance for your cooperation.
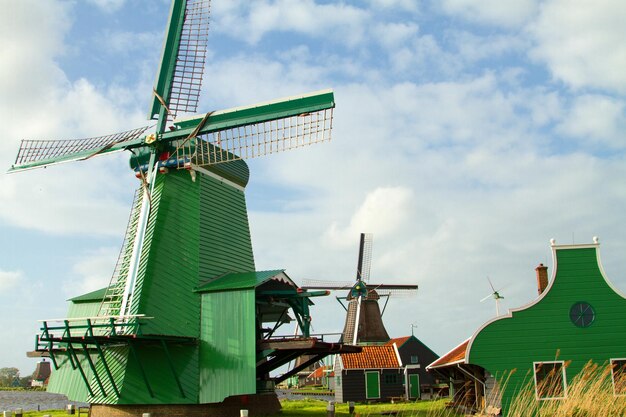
[426,339,469,370]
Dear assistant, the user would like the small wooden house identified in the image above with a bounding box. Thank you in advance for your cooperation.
[385,336,439,399]
[428,239,626,415]
[306,365,334,388]
[334,345,404,402]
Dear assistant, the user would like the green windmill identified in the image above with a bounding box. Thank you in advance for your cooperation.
[12,1,357,415]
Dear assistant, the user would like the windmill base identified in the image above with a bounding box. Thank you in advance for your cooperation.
[89,393,281,417]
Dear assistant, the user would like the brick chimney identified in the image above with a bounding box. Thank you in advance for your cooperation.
[535,263,548,295]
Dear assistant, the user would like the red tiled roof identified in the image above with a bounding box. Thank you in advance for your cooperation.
[340,345,400,369]
[307,365,333,379]
[427,339,469,369]
[385,336,411,347]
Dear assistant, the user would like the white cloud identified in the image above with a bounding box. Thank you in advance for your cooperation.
[528,0,626,92]
[0,270,23,292]
[367,0,420,12]
[98,30,162,55]
[64,247,118,297]
[0,1,70,114]
[440,0,539,28]
[372,22,420,50]
[85,0,126,13]
[0,0,149,238]
[556,94,626,149]
[325,187,416,248]
[201,52,334,109]
[0,163,135,236]
[211,0,370,46]
[450,31,529,63]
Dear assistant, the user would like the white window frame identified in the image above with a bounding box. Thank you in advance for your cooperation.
[610,358,626,397]
[533,361,567,400]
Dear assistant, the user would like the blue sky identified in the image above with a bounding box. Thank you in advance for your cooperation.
[1,0,626,376]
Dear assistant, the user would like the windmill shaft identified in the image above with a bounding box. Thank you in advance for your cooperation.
[352,296,362,345]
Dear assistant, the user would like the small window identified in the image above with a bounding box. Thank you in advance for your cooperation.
[611,359,626,396]
[410,355,419,364]
[335,376,341,387]
[534,361,567,400]
[384,374,398,384]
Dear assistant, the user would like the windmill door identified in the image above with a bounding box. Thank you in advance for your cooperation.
[365,371,380,399]
[409,374,420,399]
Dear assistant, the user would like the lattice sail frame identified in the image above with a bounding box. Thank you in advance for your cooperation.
[11,125,151,171]
[167,0,210,120]
[174,107,333,168]
[358,233,373,283]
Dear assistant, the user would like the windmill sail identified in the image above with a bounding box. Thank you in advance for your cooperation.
[8,125,152,173]
[173,94,334,168]
[356,233,373,282]
[149,0,210,123]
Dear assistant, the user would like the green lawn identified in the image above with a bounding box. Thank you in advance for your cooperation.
[13,399,461,417]
[281,399,462,417]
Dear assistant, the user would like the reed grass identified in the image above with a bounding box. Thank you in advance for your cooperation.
[504,360,626,417]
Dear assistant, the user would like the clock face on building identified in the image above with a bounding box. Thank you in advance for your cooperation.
[570,302,595,328]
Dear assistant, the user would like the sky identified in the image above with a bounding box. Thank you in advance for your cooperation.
[1,0,626,376]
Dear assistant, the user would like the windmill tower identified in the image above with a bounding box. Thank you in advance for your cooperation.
[481,277,505,316]
[11,1,355,415]
[303,233,418,345]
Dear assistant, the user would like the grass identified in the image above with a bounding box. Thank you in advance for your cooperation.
[8,399,460,417]
[11,363,626,417]
[280,399,463,417]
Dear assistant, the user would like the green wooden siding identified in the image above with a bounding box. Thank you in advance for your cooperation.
[199,289,256,403]
[67,300,101,319]
[468,245,626,414]
[47,299,103,401]
[195,270,285,293]
[47,353,95,400]
[132,170,201,337]
[113,343,198,404]
[198,170,255,280]
[51,161,257,404]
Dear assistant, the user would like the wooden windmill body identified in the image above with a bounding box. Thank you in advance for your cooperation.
[12,1,359,414]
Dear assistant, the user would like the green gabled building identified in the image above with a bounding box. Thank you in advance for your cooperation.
[428,239,626,415]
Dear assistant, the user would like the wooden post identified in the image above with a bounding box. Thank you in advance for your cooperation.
[327,401,335,417]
